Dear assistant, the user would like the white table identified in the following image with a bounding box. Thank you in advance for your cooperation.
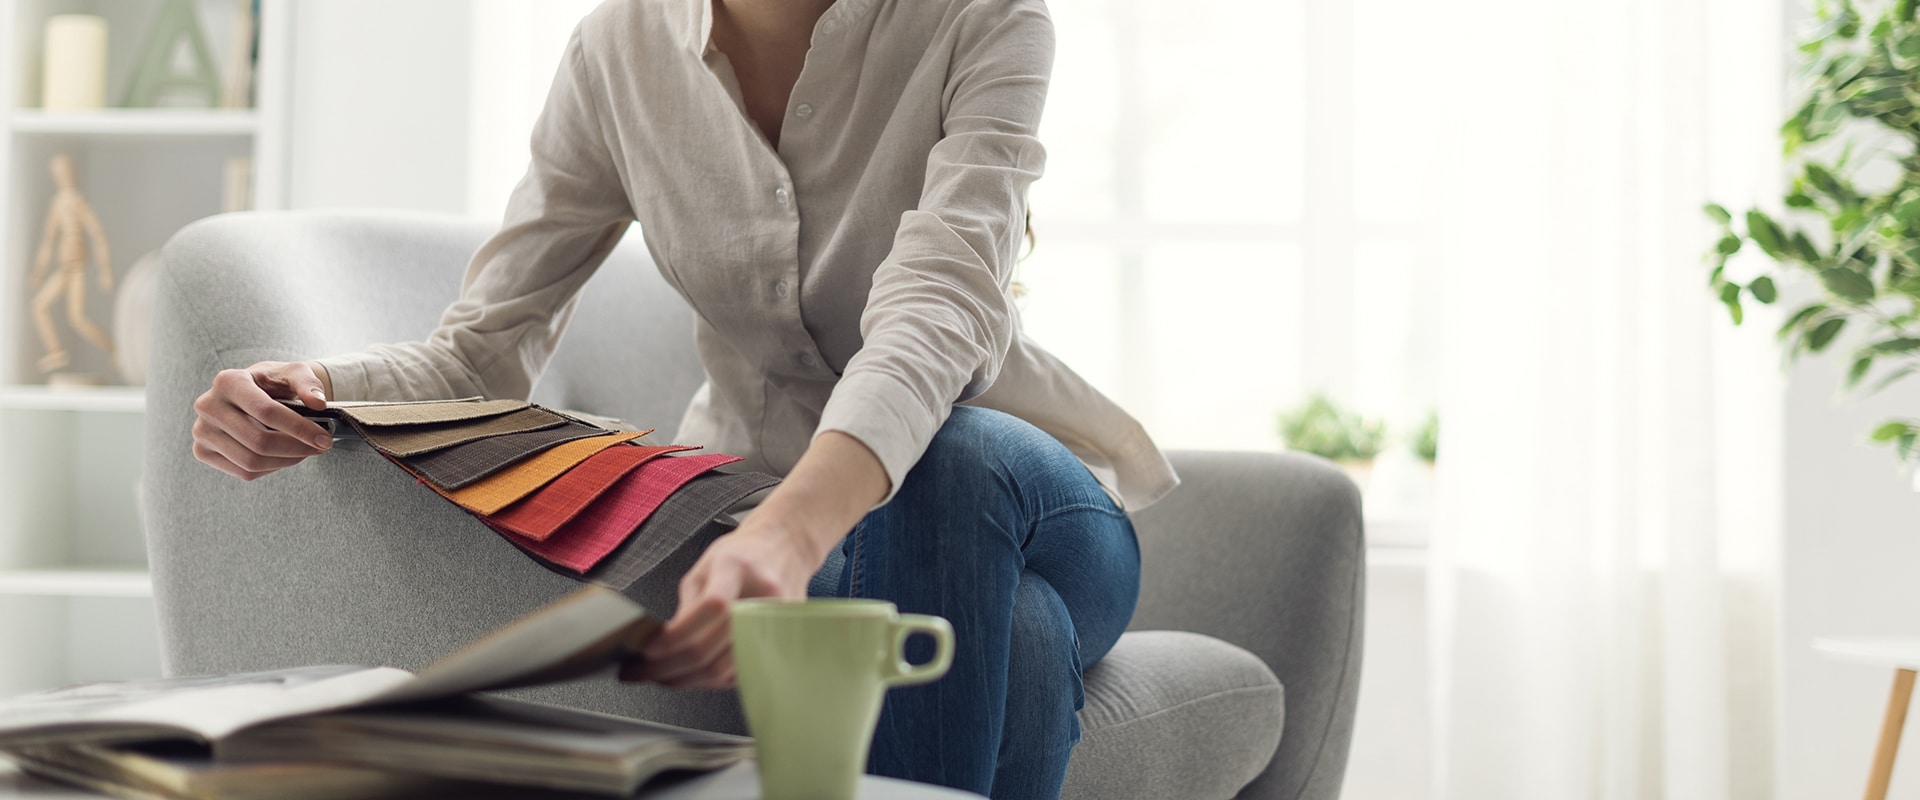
[1814,637,1920,800]
[0,758,983,799]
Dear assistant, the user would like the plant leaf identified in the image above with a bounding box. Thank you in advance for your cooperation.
[1820,267,1877,300]
[1787,192,1818,208]
[1869,365,1918,395]
[1871,420,1910,442]
[1778,304,1830,339]
[1808,316,1848,351]
[1848,354,1875,388]
[1704,203,1733,223]
[1750,275,1779,303]
[1897,197,1920,224]
[1747,210,1789,257]
[1718,235,1743,256]
[1791,231,1823,263]
[1870,337,1920,353]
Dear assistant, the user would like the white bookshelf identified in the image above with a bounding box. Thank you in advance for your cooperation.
[0,0,288,697]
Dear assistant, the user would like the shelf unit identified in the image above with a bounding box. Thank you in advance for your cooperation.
[0,0,289,697]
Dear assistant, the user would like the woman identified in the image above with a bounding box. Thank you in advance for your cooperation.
[189,0,1177,796]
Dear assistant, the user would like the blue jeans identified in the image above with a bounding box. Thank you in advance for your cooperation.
[805,407,1142,800]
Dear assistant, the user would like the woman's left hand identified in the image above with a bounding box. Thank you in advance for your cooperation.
[628,516,827,688]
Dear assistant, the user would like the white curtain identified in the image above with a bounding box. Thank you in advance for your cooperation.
[1427,0,1787,796]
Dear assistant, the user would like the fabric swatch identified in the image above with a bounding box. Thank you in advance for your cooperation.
[402,421,620,491]
[493,453,746,573]
[353,406,570,458]
[486,444,702,541]
[585,470,782,589]
[336,398,528,427]
[443,431,649,515]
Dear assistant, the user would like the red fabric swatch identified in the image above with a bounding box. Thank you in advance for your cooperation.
[495,452,743,573]
[486,443,697,541]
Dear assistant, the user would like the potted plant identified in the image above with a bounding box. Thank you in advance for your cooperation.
[1705,0,1920,463]
[1277,393,1387,491]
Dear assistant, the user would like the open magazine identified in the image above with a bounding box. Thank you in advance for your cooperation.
[0,587,749,797]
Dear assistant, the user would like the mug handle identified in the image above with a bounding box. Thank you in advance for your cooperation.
[883,614,955,688]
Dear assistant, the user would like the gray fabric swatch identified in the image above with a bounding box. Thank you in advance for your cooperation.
[587,471,781,590]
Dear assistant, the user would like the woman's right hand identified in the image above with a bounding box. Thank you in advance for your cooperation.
[191,360,336,481]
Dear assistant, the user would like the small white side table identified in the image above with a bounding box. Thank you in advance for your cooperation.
[1814,637,1920,800]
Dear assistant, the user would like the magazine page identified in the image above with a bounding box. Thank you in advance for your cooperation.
[0,666,413,746]
[363,586,657,706]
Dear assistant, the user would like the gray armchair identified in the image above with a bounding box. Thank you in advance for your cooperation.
[143,212,1363,800]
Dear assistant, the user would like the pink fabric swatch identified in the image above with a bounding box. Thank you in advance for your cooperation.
[497,452,743,573]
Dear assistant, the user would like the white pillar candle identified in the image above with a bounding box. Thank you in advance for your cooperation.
[42,15,108,111]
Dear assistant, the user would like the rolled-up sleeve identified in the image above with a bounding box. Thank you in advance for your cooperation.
[813,0,1052,503]
[316,30,633,402]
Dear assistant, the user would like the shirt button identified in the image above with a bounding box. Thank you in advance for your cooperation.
[775,186,791,206]
[821,19,839,34]
[774,280,791,299]
[795,103,813,119]
[799,353,818,368]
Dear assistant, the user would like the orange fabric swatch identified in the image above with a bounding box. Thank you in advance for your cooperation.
[485,444,699,542]
[445,431,649,515]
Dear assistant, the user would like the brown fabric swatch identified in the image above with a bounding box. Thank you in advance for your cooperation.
[353,406,570,458]
[337,398,530,427]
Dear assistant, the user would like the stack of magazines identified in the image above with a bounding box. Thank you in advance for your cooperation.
[0,588,750,799]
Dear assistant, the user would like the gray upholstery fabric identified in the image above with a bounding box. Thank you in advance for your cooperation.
[1065,632,1284,800]
[143,211,1360,800]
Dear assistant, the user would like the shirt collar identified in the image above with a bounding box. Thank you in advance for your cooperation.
[689,0,871,56]
[691,0,716,56]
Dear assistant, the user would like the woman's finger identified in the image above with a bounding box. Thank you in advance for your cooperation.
[194,419,308,474]
[642,612,736,684]
[193,440,266,481]
[196,395,327,459]
[253,361,329,411]
[218,369,333,449]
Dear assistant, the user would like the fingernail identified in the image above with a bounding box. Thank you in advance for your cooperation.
[313,391,326,403]
[313,436,332,451]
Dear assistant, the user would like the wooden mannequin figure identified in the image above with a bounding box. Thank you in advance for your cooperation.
[31,154,115,377]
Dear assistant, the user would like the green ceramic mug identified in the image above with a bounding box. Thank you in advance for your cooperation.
[732,599,955,800]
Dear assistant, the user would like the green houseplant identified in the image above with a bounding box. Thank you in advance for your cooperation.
[1706,0,1920,462]
[1277,393,1386,463]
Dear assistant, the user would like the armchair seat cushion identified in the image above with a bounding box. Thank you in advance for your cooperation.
[1068,631,1284,800]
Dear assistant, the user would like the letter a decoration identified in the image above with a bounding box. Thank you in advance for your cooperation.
[122,0,221,108]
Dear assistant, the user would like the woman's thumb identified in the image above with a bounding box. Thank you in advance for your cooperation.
[288,363,328,410]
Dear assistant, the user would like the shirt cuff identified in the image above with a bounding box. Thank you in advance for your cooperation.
[814,370,942,509]
[312,354,377,402]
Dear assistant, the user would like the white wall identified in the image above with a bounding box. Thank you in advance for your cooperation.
[284,0,472,213]
[1782,352,1920,800]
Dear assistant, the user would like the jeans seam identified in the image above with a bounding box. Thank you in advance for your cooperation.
[1030,502,1129,527]
[848,522,865,598]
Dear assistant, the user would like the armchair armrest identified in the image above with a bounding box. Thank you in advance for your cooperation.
[1129,451,1366,800]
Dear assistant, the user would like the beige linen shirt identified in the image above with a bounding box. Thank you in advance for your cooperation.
[316,0,1178,510]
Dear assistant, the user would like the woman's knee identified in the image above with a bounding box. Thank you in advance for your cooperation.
[894,407,1078,510]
